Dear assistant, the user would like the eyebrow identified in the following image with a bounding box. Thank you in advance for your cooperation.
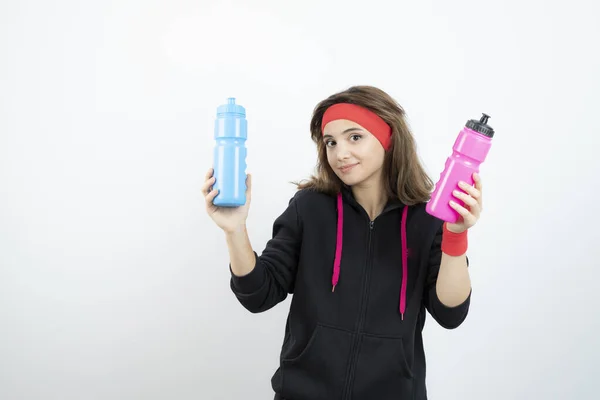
[323,127,364,139]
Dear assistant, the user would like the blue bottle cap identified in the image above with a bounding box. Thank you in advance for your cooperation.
[217,97,246,117]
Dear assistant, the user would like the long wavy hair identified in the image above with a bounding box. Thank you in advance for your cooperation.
[296,85,434,206]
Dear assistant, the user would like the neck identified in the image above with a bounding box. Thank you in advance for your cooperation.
[351,175,387,221]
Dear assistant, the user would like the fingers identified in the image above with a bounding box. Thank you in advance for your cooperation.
[452,189,478,208]
[453,182,481,214]
[449,200,475,223]
[205,187,218,206]
[448,174,484,228]
[202,176,216,197]
[452,194,480,221]
[245,174,252,202]
[472,173,483,209]
[203,169,252,208]
[473,172,482,191]
[202,168,216,197]
[458,180,481,200]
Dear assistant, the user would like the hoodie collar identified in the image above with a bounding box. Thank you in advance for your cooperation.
[340,184,405,220]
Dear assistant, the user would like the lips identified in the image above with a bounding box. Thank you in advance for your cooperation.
[339,163,358,173]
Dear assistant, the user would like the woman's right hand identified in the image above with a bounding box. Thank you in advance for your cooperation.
[202,167,251,233]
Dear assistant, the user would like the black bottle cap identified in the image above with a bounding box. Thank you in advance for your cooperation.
[466,113,494,137]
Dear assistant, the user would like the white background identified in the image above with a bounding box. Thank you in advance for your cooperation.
[1,0,599,399]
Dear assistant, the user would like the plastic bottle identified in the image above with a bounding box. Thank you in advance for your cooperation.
[426,113,495,223]
[212,97,248,207]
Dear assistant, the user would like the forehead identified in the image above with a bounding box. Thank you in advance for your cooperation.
[322,119,367,137]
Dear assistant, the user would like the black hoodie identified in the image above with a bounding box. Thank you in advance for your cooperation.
[229,186,471,400]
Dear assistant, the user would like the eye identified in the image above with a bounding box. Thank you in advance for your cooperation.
[325,139,336,147]
[350,134,362,142]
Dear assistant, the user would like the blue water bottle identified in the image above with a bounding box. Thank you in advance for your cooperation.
[212,97,248,207]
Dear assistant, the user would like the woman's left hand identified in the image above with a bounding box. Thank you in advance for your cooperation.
[446,173,483,234]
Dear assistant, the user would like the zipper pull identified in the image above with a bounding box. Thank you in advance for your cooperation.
[370,220,374,229]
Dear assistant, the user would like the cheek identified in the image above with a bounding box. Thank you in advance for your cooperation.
[325,148,336,166]
[358,145,385,169]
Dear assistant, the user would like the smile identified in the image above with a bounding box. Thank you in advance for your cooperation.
[339,163,358,173]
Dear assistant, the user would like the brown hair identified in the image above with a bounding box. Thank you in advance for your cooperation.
[295,85,434,206]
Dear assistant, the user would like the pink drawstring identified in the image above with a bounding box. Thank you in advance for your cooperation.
[332,193,343,292]
[400,205,408,320]
[332,192,409,320]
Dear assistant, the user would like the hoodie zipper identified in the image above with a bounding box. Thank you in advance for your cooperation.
[342,219,375,399]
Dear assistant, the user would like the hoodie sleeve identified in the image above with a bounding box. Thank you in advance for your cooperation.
[423,223,471,329]
[229,195,302,313]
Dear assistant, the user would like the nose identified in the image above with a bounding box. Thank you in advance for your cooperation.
[336,142,350,161]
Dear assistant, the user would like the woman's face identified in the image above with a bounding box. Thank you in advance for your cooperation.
[322,119,386,188]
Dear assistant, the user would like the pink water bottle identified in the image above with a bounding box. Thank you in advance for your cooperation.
[426,113,495,223]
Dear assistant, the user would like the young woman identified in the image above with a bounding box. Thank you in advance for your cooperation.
[202,86,483,400]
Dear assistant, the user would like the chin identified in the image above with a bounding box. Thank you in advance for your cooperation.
[336,173,365,187]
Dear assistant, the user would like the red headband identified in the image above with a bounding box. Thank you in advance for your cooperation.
[321,103,392,150]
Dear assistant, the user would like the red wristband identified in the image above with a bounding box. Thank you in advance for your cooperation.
[441,223,468,256]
